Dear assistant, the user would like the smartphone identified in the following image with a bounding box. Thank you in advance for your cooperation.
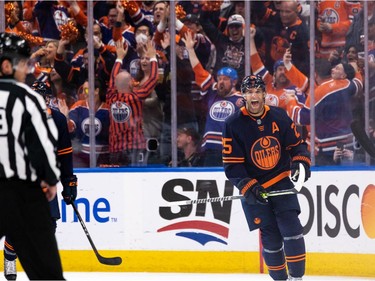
[337,142,344,150]
[336,46,344,56]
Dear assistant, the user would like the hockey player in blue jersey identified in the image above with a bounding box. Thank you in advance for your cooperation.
[222,75,311,281]
[3,81,77,280]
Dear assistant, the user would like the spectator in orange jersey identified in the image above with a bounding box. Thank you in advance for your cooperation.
[315,0,361,59]
[106,40,158,166]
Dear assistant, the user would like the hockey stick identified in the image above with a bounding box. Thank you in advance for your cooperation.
[165,165,305,207]
[165,195,245,206]
[71,202,122,266]
[351,120,375,158]
[164,190,298,206]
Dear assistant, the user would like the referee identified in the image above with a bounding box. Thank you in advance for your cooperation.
[0,33,64,280]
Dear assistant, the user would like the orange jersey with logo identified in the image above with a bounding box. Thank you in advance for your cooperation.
[317,0,361,57]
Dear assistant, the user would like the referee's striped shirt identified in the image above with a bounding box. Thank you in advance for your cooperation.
[0,79,60,185]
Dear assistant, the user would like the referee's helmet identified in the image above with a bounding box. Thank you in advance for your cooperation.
[0,32,31,75]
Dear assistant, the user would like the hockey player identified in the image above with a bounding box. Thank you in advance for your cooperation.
[3,79,77,280]
[222,75,311,281]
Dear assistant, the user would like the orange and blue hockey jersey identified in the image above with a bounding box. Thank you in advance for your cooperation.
[285,58,363,155]
[288,77,361,155]
[316,0,361,58]
[223,105,310,190]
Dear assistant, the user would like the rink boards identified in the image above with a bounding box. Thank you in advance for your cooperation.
[2,167,375,277]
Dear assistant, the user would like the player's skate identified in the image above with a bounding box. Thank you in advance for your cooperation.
[4,258,16,280]
[287,277,302,281]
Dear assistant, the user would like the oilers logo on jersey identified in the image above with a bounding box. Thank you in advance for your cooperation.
[111,101,132,123]
[320,8,339,24]
[53,8,69,31]
[210,100,235,121]
[251,136,281,170]
[265,94,279,106]
[81,117,102,136]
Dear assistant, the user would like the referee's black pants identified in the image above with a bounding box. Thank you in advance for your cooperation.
[0,179,64,280]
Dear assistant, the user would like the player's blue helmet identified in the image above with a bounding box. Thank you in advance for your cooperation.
[241,75,266,94]
[217,67,238,81]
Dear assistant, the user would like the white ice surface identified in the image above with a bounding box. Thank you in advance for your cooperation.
[6,272,375,281]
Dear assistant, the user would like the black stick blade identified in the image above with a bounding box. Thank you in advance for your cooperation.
[98,256,122,266]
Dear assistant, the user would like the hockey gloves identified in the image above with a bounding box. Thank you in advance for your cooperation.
[61,175,78,205]
[291,160,311,183]
[238,178,268,205]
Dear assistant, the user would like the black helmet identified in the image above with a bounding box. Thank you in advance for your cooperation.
[31,80,52,97]
[31,80,54,107]
[241,75,266,94]
[0,32,31,75]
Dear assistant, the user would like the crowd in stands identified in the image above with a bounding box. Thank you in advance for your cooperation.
[2,0,374,168]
